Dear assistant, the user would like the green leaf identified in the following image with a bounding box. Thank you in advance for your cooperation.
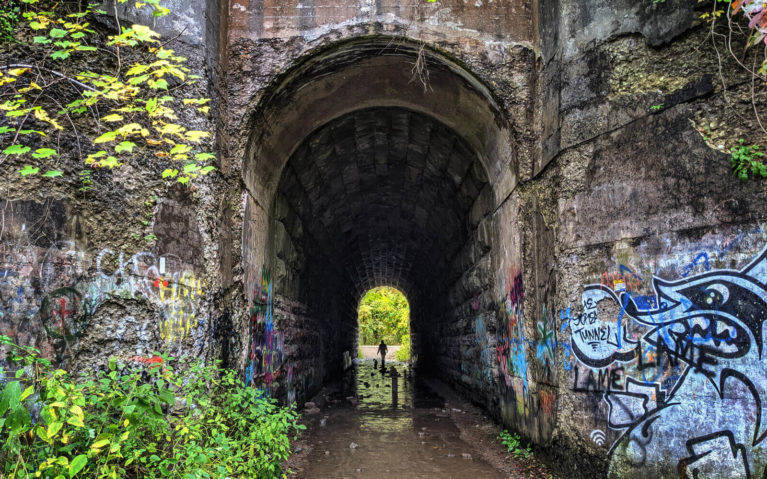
[2,381,21,411]
[47,421,63,438]
[33,36,52,44]
[194,152,215,161]
[42,170,64,178]
[4,144,31,155]
[183,163,200,174]
[32,148,57,159]
[161,168,178,178]
[69,455,87,477]
[200,166,215,175]
[51,50,71,60]
[49,28,68,38]
[94,131,117,143]
[18,165,39,176]
[76,46,97,51]
[115,141,137,153]
[151,79,168,90]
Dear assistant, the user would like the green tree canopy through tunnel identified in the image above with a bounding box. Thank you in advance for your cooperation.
[358,286,410,346]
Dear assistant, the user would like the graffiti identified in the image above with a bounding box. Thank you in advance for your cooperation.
[496,269,527,393]
[591,429,606,446]
[246,267,285,396]
[538,390,556,415]
[461,316,493,384]
[568,244,767,478]
[1,239,206,363]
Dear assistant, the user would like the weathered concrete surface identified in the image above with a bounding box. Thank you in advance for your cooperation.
[3,0,767,477]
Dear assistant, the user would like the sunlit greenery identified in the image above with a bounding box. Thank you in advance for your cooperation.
[0,335,303,478]
[358,287,409,346]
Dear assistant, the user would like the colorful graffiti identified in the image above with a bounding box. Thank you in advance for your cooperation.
[461,316,493,384]
[1,239,206,363]
[496,269,528,415]
[245,267,285,396]
[567,243,767,478]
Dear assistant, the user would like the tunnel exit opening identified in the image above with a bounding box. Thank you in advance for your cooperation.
[357,286,411,363]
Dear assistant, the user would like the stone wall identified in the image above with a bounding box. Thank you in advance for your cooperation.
[3,0,767,477]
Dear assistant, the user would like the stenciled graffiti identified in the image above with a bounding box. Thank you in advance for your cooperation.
[567,244,767,478]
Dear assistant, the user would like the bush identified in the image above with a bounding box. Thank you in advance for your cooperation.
[0,335,304,478]
[0,0,19,43]
[498,430,532,459]
[394,334,411,362]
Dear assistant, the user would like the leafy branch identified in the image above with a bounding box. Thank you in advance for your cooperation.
[0,0,215,185]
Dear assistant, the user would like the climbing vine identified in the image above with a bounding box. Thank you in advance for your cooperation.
[0,0,215,185]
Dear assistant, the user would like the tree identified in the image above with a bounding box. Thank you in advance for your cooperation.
[357,286,410,345]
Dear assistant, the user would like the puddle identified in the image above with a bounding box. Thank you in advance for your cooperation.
[294,361,505,478]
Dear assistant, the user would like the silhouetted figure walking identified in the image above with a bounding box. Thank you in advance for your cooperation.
[377,340,388,370]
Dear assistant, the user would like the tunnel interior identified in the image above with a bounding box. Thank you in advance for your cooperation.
[267,106,496,396]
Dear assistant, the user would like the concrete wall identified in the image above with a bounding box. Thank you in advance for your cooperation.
[3,0,767,477]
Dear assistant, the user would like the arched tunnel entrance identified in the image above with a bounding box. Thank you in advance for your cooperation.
[241,38,521,411]
[271,105,493,375]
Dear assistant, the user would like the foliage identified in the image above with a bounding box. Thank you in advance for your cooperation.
[0,335,304,478]
[700,0,766,179]
[358,286,410,345]
[731,138,766,181]
[0,0,215,185]
[0,0,20,43]
[394,334,411,362]
[498,430,533,459]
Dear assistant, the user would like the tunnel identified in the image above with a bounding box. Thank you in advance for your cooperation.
[241,38,518,407]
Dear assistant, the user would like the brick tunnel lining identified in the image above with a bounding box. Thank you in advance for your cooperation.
[269,106,494,389]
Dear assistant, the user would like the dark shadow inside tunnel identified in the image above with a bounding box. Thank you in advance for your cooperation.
[265,106,496,399]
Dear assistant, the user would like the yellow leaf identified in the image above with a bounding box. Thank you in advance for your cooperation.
[8,68,30,76]
[20,385,34,401]
[91,439,110,450]
[159,123,185,137]
[33,109,63,130]
[185,130,209,142]
[101,114,123,122]
[70,405,84,421]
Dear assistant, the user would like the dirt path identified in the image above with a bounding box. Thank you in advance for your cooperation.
[287,361,557,479]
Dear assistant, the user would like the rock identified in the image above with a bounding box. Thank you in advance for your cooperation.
[447,453,455,458]
[462,453,472,460]
[306,407,321,415]
[319,417,327,427]
[418,432,425,437]
[294,447,303,453]
[451,408,462,413]
[349,442,359,449]
[305,402,316,408]
[324,450,330,456]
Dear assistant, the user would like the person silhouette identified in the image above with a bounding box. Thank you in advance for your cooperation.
[377,340,388,370]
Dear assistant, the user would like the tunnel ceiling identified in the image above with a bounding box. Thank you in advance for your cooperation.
[274,107,491,301]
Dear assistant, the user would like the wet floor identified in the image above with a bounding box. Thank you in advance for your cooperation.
[295,361,506,479]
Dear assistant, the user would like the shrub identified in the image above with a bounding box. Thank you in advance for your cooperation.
[498,430,533,459]
[394,334,411,362]
[0,335,304,478]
